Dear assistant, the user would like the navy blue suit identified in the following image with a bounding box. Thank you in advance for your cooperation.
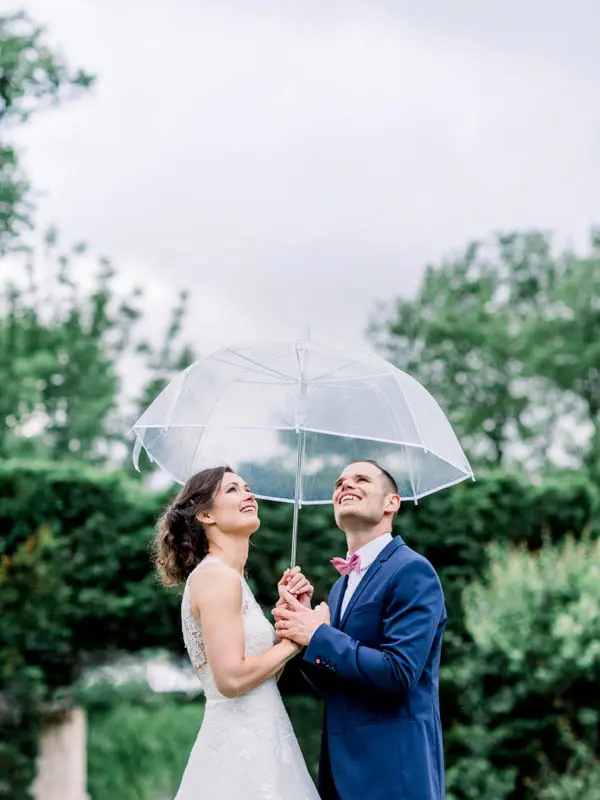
[303,536,446,799]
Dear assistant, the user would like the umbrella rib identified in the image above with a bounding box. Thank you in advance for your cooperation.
[309,353,372,384]
[131,421,470,470]
[253,473,473,505]
[394,376,428,499]
[311,371,392,385]
[373,382,418,501]
[411,473,474,501]
[214,351,297,383]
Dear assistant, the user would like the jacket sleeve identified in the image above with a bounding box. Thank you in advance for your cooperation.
[303,558,444,695]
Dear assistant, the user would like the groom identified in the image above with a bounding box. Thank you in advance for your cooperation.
[274,460,447,800]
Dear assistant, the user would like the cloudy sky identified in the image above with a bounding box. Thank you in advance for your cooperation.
[4,0,600,354]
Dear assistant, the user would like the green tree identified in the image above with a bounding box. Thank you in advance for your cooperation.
[369,231,566,468]
[0,231,194,464]
[445,535,600,799]
[0,10,94,253]
[525,231,600,476]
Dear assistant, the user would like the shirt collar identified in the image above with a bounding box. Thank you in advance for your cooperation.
[348,532,393,571]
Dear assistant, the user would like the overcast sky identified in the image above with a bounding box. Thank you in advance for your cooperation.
[3,0,600,354]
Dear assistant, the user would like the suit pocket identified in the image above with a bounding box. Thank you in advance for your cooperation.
[351,600,381,614]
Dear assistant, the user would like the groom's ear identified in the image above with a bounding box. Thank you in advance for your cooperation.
[386,493,401,514]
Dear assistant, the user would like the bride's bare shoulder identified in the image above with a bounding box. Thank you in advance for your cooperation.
[189,559,242,611]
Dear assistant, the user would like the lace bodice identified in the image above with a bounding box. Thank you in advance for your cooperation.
[182,556,277,698]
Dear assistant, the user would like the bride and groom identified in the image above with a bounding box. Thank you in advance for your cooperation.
[155,459,447,800]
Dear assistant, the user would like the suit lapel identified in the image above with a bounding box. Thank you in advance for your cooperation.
[330,576,347,629]
[339,536,404,630]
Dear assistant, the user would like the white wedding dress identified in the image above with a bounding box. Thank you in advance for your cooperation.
[174,557,320,800]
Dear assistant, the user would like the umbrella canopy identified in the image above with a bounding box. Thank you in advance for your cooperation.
[132,338,474,562]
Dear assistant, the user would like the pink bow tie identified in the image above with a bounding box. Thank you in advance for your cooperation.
[330,552,362,576]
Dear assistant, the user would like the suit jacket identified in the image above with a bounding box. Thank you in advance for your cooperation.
[303,536,447,799]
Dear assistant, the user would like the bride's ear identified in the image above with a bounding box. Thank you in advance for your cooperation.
[197,509,213,526]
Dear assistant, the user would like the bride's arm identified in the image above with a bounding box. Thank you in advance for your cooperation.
[190,564,301,698]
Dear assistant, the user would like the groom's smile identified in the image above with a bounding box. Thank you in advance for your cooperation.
[340,492,361,505]
[332,464,380,525]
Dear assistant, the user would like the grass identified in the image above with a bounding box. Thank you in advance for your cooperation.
[86,696,202,800]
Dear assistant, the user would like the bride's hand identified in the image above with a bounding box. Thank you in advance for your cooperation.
[277,566,314,608]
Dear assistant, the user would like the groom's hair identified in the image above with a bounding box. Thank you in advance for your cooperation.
[348,459,399,496]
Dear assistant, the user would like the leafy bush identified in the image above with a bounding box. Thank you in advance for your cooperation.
[445,536,600,799]
[0,462,179,799]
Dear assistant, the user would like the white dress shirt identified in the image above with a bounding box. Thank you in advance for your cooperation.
[340,532,393,617]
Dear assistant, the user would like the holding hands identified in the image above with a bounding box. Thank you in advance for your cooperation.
[274,567,330,648]
[277,565,314,608]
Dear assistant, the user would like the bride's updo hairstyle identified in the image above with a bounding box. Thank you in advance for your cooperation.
[153,466,233,587]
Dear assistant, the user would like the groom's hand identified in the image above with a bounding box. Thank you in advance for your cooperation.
[273,591,330,646]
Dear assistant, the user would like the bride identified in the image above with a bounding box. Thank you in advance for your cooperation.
[153,465,325,800]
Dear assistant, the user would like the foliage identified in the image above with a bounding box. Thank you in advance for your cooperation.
[369,231,558,465]
[0,10,94,252]
[525,236,600,476]
[534,741,600,800]
[86,692,202,800]
[283,694,323,780]
[445,536,600,799]
[369,229,600,471]
[0,519,69,799]
[1,461,598,796]
[0,143,29,254]
[0,462,178,798]
[0,234,194,464]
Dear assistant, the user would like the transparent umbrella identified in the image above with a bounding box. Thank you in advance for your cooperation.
[131,337,474,565]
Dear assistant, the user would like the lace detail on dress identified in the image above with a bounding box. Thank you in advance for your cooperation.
[175,556,319,800]
[181,557,263,688]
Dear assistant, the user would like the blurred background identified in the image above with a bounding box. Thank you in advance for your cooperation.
[0,2,599,798]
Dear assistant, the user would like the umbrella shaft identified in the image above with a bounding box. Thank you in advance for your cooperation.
[290,429,304,567]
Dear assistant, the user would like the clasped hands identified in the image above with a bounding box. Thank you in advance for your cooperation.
[272,566,330,648]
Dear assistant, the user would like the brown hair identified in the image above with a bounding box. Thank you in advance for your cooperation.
[348,459,399,494]
[153,466,233,587]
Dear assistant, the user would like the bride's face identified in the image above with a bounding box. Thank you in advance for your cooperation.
[203,472,260,537]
